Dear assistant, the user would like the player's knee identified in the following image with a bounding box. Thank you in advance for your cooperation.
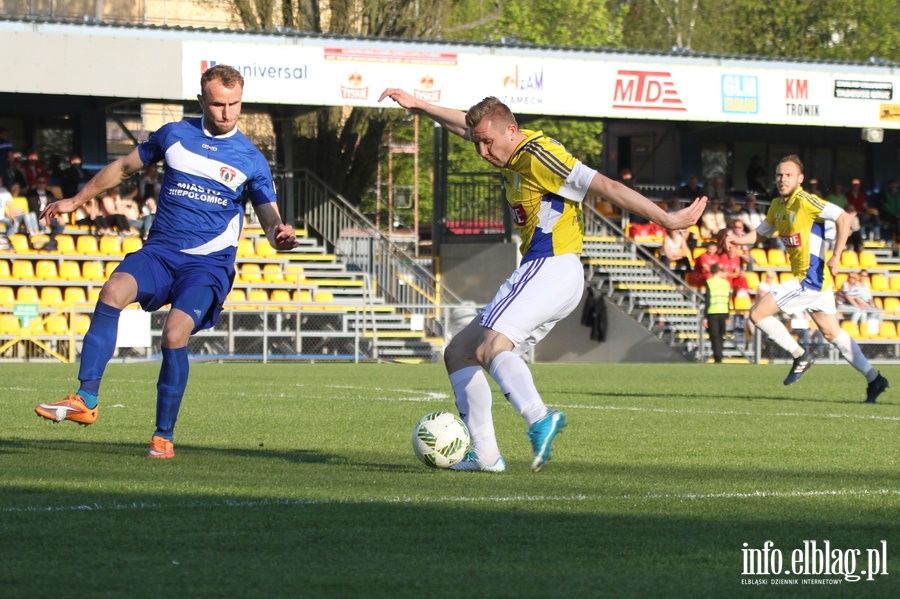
[97,274,138,309]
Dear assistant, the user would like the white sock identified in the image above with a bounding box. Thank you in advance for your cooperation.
[488,351,548,427]
[830,331,877,380]
[756,316,804,358]
[448,366,500,463]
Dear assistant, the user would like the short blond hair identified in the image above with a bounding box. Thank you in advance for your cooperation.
[465,97,516,129]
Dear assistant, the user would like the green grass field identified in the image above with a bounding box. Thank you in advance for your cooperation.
[2,362,899,598]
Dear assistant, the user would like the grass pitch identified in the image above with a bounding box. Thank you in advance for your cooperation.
[2,362,899,598]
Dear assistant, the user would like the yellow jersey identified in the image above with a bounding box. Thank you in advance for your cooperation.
[759,188,839,291]
[502,129,586,262]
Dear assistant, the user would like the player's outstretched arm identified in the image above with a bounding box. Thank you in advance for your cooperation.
[254,201,299,250]
[40,148,145,222]
[588,173,708,230]
[378,88,470,140]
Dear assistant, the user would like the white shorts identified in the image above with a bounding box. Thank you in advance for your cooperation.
[770,277,837,316]
[480,253,585,355]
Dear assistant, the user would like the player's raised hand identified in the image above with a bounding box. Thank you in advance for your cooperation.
[378,88,417,110]
[272,223,299,250]
[666,196,707,231]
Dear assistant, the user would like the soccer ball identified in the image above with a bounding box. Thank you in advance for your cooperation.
[411,411,471,468]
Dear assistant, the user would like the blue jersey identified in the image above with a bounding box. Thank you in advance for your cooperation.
[137,118,276,264]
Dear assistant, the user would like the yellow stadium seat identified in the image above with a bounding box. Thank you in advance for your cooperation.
[840,320,859,338]
[870,273,889,292]
[284,264,305,283]
[35,260,59,280]
[98,235,122,256]
[55,234,76,254]
[733,295,752,311]
[840,251,859,268]
[262,263,284,283]
[750,248,768,268]
[255,238,277,258]
[237,238,255,257]
[859,251,878,268]
[834,273,848,289]
[692,247,706,260]
[122,236,143,254]
[105,261,120,279]
[59,260,83,281]
[64,287,88,305]
[8,234,30,253]
[239,263,262,283]
[270,289,292,307]
[88,287,101,303]
[0,286,15,305]
[883,297,900,313]
[779,272,793,284]
[247,289,269,309]
[314,290,334,303]
[0,260,8,277]
[16,286,39,303]
[767,249,787,267]
[73,314,91,335]
[76,235,100,255]
[879,321,897,339]
[0,314,20,334]
[890,276,900,292]
[226,289,247,305]
[293,289,313,303]
[11,260,35,280]
[82,261,106,282]
[40,287,64,306]
[743,271,760,291]
[44,314,69,335]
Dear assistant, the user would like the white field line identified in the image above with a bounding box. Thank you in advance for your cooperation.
[4,489,899,515]
[282,383,900,422]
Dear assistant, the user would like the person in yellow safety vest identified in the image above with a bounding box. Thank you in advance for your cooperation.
[705,263,731,363]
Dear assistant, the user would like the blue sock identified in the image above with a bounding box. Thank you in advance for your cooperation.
[76,389,99,409]
[155,347,189,441]
[76,301,122,408]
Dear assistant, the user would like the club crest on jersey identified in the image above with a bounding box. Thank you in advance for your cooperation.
[219,167,236,183]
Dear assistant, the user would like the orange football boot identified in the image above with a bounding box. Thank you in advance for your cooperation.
[35,395,98,425]
[147,435,175,459]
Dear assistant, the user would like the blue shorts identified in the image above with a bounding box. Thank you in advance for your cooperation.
[114,245,235,332]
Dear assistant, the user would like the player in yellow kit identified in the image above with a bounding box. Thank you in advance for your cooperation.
[379,88,706,471]
[727,154,888,402]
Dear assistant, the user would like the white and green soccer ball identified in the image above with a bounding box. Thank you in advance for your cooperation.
[412,411,471,468]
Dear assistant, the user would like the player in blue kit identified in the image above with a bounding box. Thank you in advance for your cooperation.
[35,65,298,457]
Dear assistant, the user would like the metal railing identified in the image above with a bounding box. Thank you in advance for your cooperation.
[283,169,464,334]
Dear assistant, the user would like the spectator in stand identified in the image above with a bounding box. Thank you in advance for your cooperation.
[0,128,12,177]
[95,188,131,235]
[139,163,161,201]
[746,155,768,194]
[700,198,727,240]
[659,227,692,277]
[844,204,864,253]
[723,195,744,227]
[679,174,703,200]
[837,271,881,326]
[120,184,154,239]
[25,176,65,248]
[6,152,27,191]
[706,177,727,203]
[826,181,847,208]
[740,192,766,240]
[74,197,100,234]
[22,150,50,191]
[687,239,719,287]
[879,179,900,244]
[6,182,29,234]
[846,178,880,240]
[717,230,750,299]
[704,263,731,364]
[806,177,822,198]
[0,174,13,234]
[62,154,89,199]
